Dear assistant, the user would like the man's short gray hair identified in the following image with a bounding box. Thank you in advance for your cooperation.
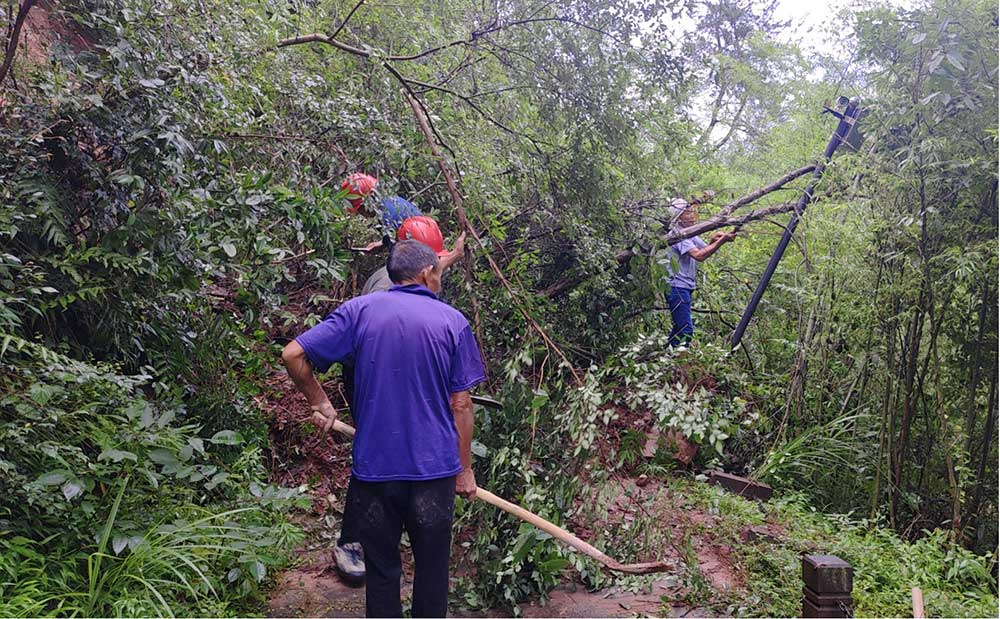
[387,240,439,284]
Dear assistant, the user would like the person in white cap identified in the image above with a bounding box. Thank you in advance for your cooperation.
[665,197,736,347]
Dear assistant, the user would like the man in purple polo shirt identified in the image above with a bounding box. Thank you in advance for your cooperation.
[281,240,486,617]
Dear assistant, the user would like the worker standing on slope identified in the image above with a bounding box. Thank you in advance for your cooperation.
[282,240,485,616]
[335,215,465,585]
[666,197,737,348]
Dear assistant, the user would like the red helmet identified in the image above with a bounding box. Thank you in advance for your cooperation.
[397,216,449,256]
[341,173,378,213]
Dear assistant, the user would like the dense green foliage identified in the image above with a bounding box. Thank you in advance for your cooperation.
[1,0,995,615]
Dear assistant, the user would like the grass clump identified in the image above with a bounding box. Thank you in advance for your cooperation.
[0,347,307,617]
[675,482,997,617]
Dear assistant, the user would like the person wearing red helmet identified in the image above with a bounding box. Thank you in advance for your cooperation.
[341,173,379,214]
[360,215,465,295]
[397,215,450,255]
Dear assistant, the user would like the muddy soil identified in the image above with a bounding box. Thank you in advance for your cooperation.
[266,546,708,618]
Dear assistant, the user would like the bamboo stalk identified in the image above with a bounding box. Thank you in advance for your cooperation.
[313,413,670,574]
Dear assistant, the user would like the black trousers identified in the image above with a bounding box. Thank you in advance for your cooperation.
[348,475,456,617]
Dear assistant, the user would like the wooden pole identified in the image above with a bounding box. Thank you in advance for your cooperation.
[912,587,925,619]
[313,413,670,574]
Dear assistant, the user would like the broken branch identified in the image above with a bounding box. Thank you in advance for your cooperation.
[404,91,582,385]
[718,165,816,216]
[666,202,801,243]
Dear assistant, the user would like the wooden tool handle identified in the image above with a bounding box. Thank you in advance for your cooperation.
[310,411,356,437]
[332,419,355,437]
[319,415,670,575]
[474,488,669,574]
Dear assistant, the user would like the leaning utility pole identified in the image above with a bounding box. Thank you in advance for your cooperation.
[729,99,863,350]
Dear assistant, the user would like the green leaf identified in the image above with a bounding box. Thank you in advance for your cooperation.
[139,78,165,88]
[112,536,128,555]
[209,430,244,445]
[531,389,549,410]
[511,529,536,562]
[946,51,965,71]
[61,480,84,501]
[911,32,927,44]
[156,408,175,428]
[188,437,205,455]
[98,449,138,463]
[248,560,266,582]
[37,472,67,486]
[140,405,154,429]
[148,449,179,467]
[221,241,237,258]
[538,557,570,572]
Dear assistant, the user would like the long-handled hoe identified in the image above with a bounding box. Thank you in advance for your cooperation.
[312,413,671,575]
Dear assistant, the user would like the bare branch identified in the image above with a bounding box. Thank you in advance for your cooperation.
[404,90,582,385]
[404,76,549,148]
[381,62,462,165]
[330,0,366,41]
[719,165,816,216]
[666,202,801,243]
[0,0,37,86]
[709,94,750,153]
[275,32,371,56]
[275,15,625,62]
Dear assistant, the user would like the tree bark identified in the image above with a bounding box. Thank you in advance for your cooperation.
[968,370,997,537]
[891,302,924,523]
[0,0,37,86]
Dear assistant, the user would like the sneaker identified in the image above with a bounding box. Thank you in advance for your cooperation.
[333,542,365,585]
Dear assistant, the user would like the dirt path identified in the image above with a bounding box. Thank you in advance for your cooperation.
[266,547,707,618]
[262,372,742,617]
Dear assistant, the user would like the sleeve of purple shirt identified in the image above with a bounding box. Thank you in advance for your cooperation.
[448,325,487,393]
[294,305,356,373]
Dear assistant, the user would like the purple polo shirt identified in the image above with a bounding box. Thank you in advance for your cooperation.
[295,284,486,481]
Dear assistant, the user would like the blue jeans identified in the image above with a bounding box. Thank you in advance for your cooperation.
[667,286,694,347]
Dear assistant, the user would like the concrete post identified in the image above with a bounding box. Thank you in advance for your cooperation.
[802,554,854,618]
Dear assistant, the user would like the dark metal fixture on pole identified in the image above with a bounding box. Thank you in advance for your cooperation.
[729,99,863,350]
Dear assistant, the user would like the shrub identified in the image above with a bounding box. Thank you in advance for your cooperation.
[0,339,306,616]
